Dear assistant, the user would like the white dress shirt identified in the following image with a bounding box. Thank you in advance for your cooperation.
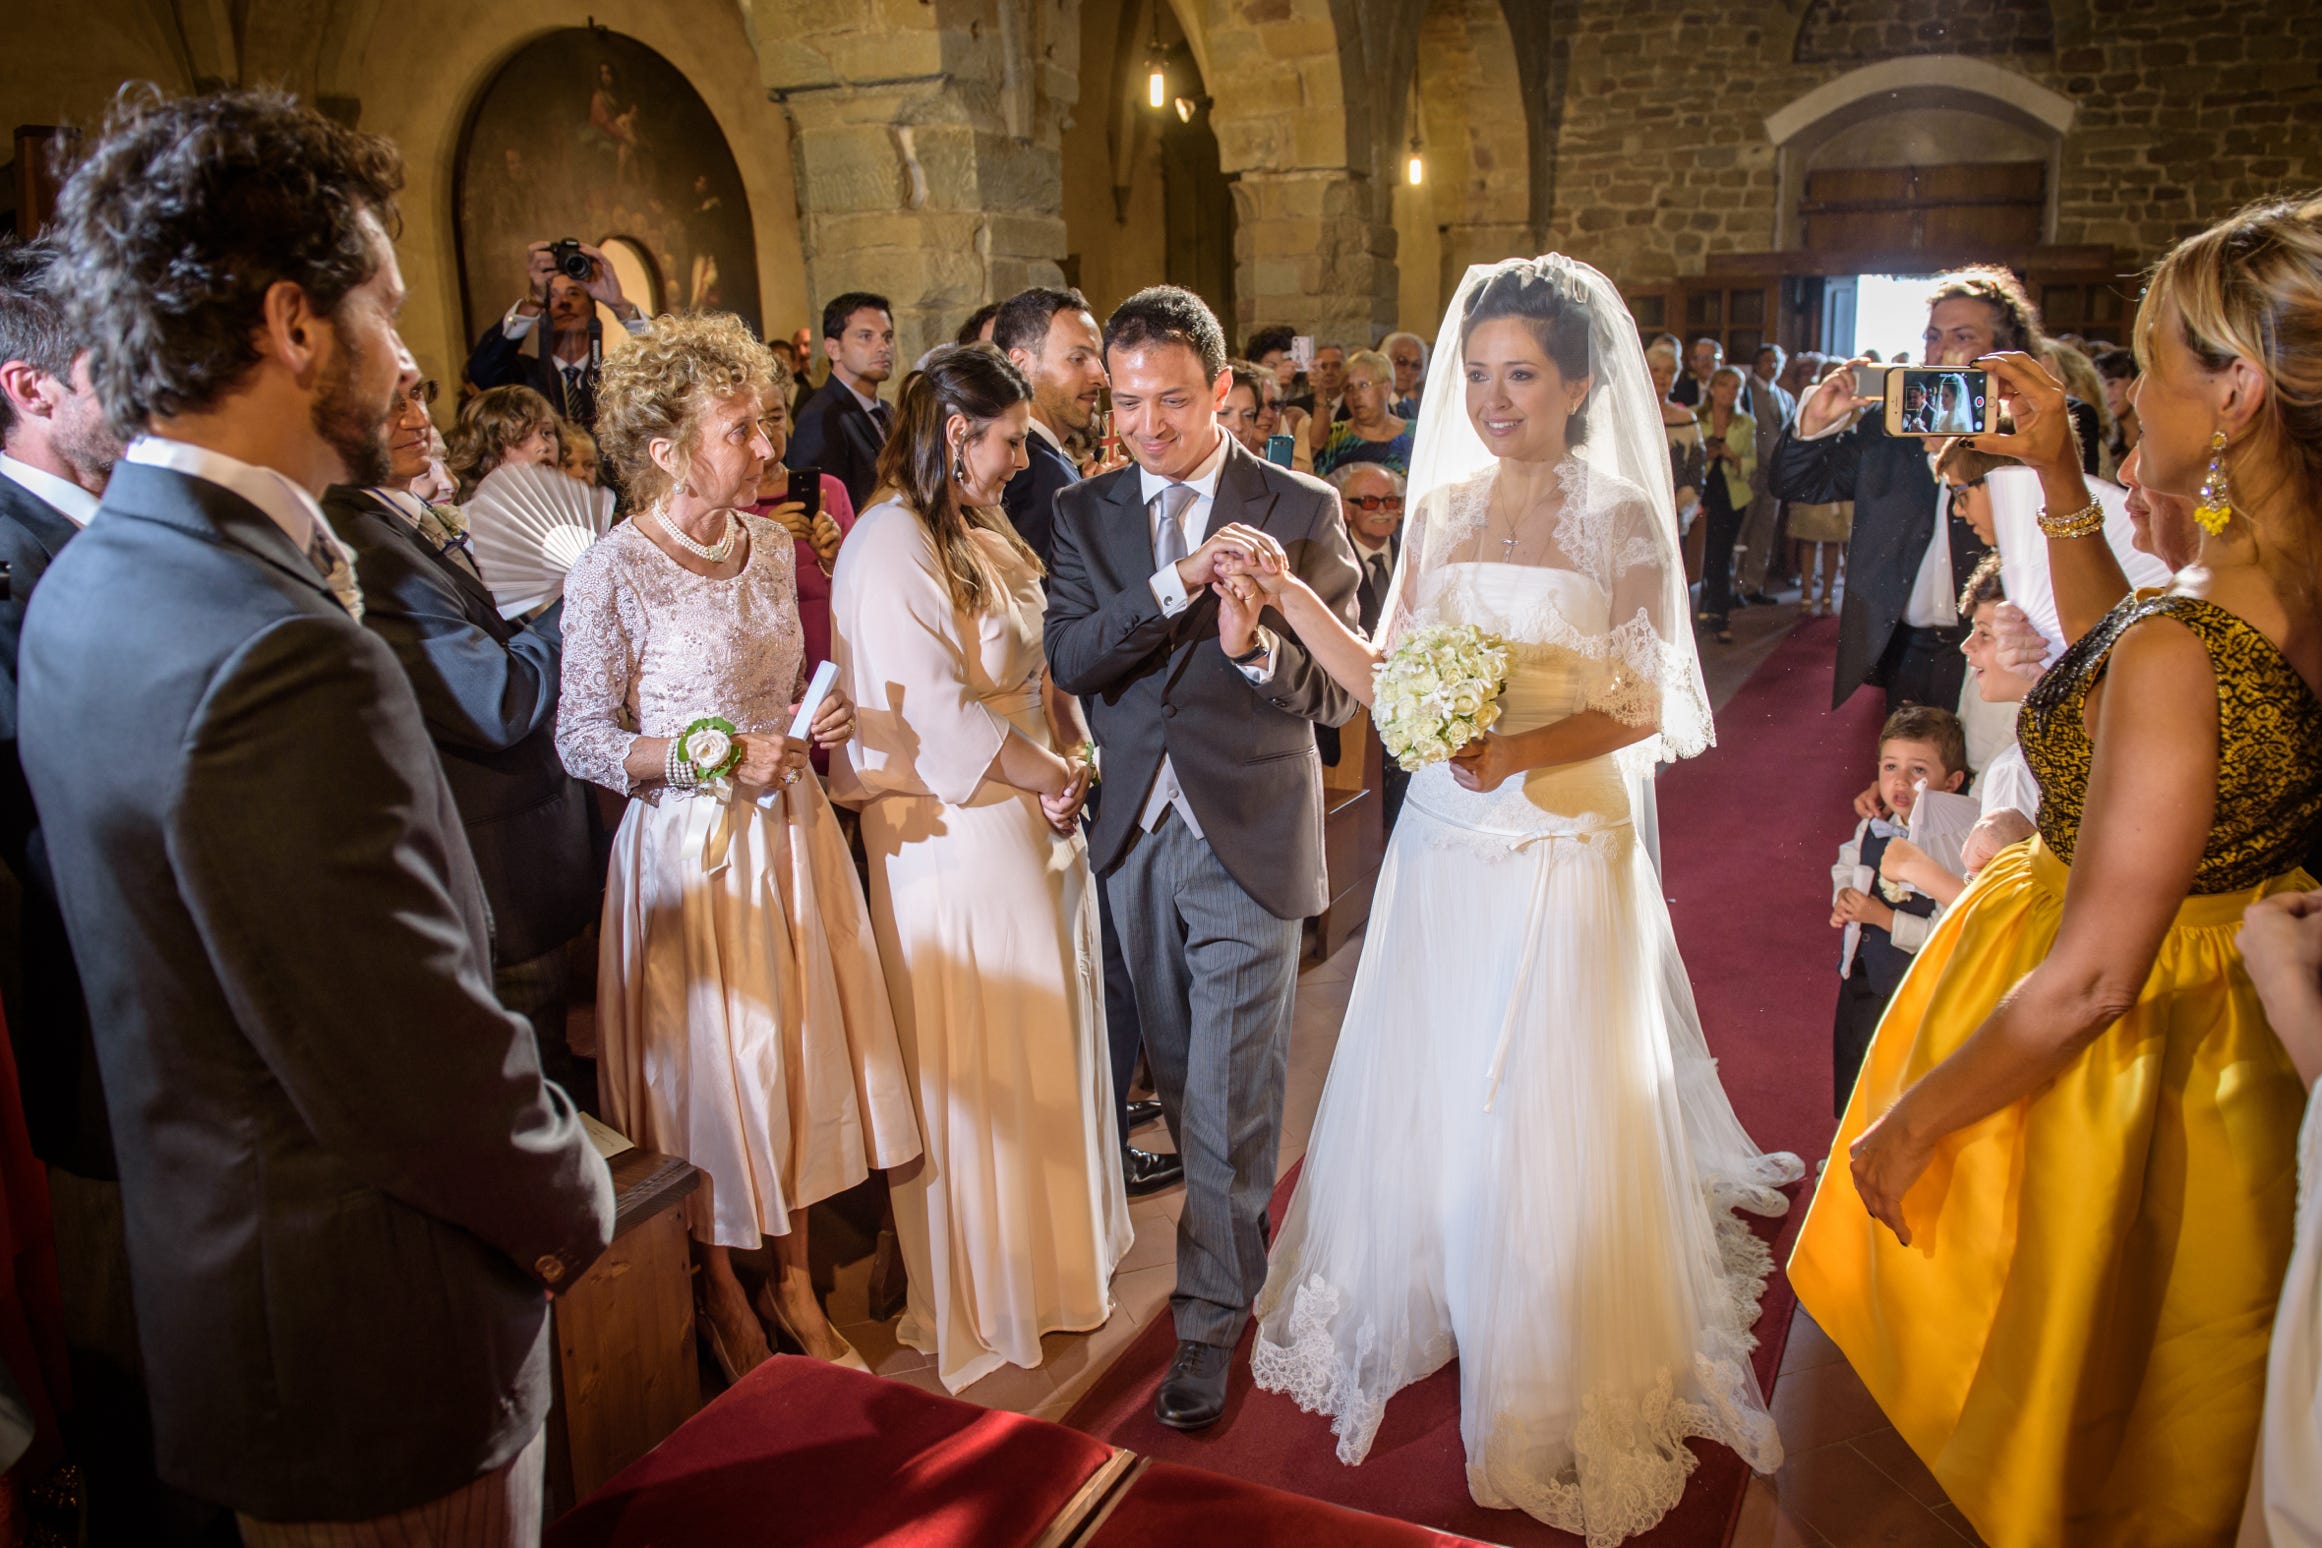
[122,437,361,615]
[1790,405,1957,629]
[499,301,650,368]
[0,453,99,528]
[1027,414,1068,456]
[1134,429,1278,837]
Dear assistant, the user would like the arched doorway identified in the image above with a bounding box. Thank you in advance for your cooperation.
[452,29,759,347]
[1061,0,1232,332]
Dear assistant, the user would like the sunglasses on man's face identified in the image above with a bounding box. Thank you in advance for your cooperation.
[1344,494,1404,513]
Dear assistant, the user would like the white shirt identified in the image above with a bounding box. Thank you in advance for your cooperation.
[122,437,360,615]
[0,453,99,528]
[1027,414,1067,456]
[836,374,885,420]
[1791,405,1957,629]
[1972,740,2039,824]
[1134,429,1278,837]
[499,302,651,368]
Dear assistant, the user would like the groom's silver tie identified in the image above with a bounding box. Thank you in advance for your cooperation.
[1151,482,1194,569]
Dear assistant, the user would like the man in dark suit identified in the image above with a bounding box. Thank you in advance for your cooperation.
[788,291,895,511]
[464,240,646,430]
[0,235,113,1176]
[995,285,1180,1196]
[1314,461,1409,830]
[29,90,611,1543]
[323,364,598,1107]
[0,236,205,1546]
[1045,286,1362,1433]
[1771,266,2058,713]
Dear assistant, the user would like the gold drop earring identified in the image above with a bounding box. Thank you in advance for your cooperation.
[2194,430,2234,535]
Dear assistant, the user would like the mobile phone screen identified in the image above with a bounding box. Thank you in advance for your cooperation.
[1290,335,1315,372]
[1265,434,1297,467]
[786,467,822,517]
[1885,368,1990,436]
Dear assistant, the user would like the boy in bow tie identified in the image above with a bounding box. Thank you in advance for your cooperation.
[1829,705,1968,1117]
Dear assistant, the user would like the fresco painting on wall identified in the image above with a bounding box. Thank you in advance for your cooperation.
[454,29,758,341]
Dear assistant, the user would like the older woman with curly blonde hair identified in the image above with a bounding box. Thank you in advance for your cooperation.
[556,312,919,1379]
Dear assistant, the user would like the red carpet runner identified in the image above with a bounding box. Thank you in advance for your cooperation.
[1060,614,1887,1545]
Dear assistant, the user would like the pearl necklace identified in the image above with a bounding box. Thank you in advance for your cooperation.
[654,507,738,563]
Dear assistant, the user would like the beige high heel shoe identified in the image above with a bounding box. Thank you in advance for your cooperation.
[756,1280,871,1372]
[698,1292,774,1385]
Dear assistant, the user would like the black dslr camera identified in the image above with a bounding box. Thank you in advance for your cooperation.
[547,238,593,282]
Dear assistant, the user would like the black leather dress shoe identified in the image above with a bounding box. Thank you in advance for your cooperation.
[1742,590,1780,607]
[1125,1099,1164,1131]
[1124,1146,1183,1196]
[1153,1340,1231,1430]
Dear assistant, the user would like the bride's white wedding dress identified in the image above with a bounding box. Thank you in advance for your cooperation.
[1251,457,1802,1546]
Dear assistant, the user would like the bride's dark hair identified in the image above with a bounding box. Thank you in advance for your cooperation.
[1460,266,1596,444]
[874,342,1042,615]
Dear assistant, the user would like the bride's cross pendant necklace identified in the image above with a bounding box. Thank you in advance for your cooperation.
[655,506,738,564]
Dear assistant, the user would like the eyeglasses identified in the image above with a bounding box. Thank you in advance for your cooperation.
[1344,494,1404,513]
[1947,480,1984,511]
[404,379,440,406]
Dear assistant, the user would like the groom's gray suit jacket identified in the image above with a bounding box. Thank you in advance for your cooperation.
[1043,435,1365,919]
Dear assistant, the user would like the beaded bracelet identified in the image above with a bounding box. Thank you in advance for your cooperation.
[663,737,699,791]
[2036,496,2104,539]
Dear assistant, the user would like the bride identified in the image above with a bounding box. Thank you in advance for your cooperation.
[1223,256,1802,1543]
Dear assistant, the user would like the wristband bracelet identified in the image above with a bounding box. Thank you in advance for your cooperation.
[2036,496,2104,539]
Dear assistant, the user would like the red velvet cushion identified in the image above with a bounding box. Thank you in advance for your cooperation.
[548,1357,1116,1548]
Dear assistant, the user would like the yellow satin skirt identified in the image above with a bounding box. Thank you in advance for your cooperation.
[1788,837,2308,1548]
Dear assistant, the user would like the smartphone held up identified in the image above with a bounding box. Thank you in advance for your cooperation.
[1878,366,1990,436]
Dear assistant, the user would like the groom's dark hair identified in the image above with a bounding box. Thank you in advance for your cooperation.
[1104,286,1227,380]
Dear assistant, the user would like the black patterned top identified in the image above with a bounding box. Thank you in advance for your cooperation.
[2018,591,2322,894]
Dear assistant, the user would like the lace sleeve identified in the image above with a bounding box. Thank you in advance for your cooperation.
[555,543,645,793]
[1584,496,1679,733]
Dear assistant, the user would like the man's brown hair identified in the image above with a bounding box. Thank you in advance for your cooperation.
[54,86,404,442]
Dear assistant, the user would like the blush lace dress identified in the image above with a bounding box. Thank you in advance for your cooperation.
[557,514,920,1247]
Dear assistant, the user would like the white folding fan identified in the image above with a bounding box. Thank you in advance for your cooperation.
[463,463,618,619]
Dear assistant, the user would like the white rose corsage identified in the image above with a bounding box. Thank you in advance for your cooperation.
[1876,875,1912,906]
[668,713,743,791]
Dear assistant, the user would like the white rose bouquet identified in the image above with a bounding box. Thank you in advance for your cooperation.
[1370,623,1512,768]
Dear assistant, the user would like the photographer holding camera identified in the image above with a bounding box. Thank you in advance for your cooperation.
[465,238,647,431]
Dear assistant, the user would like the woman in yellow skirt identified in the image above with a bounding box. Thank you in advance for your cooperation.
[1788,198,2322,1548]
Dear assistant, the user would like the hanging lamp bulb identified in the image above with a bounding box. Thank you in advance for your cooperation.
[1148,63,1167,108]
[1407,150,1425,186]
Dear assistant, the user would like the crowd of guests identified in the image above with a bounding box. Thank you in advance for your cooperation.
[0,81,2319,1548]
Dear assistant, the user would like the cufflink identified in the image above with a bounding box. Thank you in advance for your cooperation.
[536,1254,566,1284]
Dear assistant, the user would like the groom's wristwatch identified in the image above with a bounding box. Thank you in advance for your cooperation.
[1227,638,1269,665]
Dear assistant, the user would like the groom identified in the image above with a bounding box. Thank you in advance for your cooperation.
[1044,286,1362,1429]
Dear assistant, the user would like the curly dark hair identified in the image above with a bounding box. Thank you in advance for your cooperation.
[1461,265,1596,444]
[1926,265,2043,355]
[875,343,1039,615]
[0,236,73,443]
[53,86,404,442]
[1243,324,1297,362]
[1105,286,1227,380]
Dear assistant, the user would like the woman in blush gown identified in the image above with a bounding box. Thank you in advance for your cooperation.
[1225,258,1801,1545]
[829,344,1131,1394]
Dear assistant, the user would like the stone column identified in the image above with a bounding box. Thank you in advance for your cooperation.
[751,0,1077,363]
[1202,0,1396,345]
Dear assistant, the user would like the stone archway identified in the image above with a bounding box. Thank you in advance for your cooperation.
[1393,0,1533,333]
[1764,55,2078,253]
[1196,0,1392,344]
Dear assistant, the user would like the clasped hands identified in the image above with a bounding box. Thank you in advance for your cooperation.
[762,498,845,570]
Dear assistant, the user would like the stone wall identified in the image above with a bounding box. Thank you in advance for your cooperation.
[1540,0,2322,297]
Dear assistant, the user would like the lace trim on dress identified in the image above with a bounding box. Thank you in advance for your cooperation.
[1251,1189,1788,1548]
